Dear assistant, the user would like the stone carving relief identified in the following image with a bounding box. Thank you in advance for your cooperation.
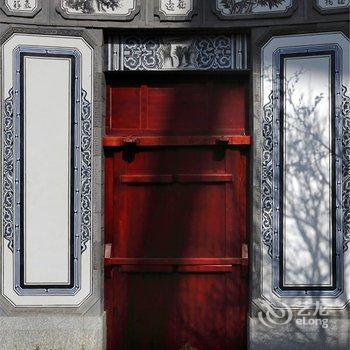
[156,0,197,20]
[106,34,249,71]
[315,0,349,13]
[1,0,41,16]
[214,0,295,18]
[59,0,140,20]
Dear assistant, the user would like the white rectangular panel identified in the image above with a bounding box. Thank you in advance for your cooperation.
[24,56,71,285]
[283,55,333,287]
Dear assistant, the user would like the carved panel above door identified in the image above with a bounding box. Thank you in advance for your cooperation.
[105,34,249,71]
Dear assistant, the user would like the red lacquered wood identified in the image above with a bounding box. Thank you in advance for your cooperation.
[121,265,174,273]
[105,257,243,266]
[176,173,233,183]
[106,76,248,136]
[105,75,249,350]
[177,265,233,273]
[120,174,174,184]
[103,135,251,147]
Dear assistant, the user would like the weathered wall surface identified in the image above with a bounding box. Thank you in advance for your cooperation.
[0,1,348,349]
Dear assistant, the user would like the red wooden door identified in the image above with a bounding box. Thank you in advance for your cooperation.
[104,76,250,350]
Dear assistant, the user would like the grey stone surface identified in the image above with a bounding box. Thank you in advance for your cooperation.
[249,316,350,350]
[0,315,104,350]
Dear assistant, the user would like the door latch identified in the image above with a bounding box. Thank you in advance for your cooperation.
[215,136,230,145]
[241,243,249,277]
[123,136,139,146]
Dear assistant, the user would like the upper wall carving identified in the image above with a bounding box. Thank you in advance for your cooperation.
[57,0,140,20]
[314,0,349,14]
[155,0,197,21]
[0,0,41,17]
[212,0,296,19]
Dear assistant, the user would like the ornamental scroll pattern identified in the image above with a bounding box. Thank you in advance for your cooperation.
[122,35,234,71]
[261,91,274,258]
[2,88,15,253]
[342,85,350,252]
[81,89,92,253]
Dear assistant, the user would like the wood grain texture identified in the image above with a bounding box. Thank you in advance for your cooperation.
[105,75,249,350]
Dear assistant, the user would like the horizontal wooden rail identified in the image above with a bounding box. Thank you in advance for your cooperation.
[120,265,233,274]
[176,174,233,183]
[103,135,251,147]
[120,175,174,184]
[119,174,233,184]
[105,258,244,266]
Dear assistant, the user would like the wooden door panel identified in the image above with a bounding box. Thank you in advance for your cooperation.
[105,76,249,350]
[117,182,227,258]
[112,147,246,259]
[107,77,248,136]
[108,270,246,350]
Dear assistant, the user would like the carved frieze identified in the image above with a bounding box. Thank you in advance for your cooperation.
[106,34,249,71]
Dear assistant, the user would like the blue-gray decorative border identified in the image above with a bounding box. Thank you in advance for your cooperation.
[1,45,92,296]
[262,44,346,298]
[106,34,249,71]
[342,85,350,252]
[2,87,15,253]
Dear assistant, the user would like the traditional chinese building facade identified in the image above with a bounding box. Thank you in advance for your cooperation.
[0,1,349,349]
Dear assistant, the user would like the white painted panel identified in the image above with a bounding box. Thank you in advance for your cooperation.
[24,57,71,285]
[283,56,332,287]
